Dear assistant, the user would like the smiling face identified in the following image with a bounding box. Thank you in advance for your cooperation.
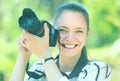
[56,10,88,57]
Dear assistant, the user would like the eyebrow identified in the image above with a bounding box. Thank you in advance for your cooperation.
[76,27,86,30]
[57,26,67,29]
[58,26,86,30]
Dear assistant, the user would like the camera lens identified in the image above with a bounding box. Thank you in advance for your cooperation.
[18,8,59,47]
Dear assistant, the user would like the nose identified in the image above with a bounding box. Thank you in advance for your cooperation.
[65,32,75,41]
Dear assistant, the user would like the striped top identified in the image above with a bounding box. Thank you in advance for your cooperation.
[24,60,111,81]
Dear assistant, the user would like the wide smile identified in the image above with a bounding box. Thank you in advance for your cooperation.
[61,44,78,49]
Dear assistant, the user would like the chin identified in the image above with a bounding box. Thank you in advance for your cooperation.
[60,49,81,58]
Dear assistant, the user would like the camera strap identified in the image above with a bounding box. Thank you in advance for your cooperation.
[26,53,88,79]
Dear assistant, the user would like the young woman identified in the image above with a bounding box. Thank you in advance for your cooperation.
[9,2,111,81]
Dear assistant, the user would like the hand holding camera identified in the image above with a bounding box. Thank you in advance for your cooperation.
[18,8,59,47]
[21,24,51,58]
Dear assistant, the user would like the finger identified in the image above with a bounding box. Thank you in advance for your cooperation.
[18,38,30,52]
[22,31,36,46]
[23,31,34,40]
[18,35,24,45]
[44,23,49,39]
[17,36,22,47]
[19,37,28,48]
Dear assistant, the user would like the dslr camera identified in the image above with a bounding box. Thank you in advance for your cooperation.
[18,8,59,47]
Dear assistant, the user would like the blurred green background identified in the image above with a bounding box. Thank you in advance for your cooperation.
[0,0,120,81]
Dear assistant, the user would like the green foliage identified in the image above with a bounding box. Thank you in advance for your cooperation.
[83,0,120,47]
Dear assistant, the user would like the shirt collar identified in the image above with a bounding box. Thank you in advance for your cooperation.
[55,54,88,79]
[26,53,88,79]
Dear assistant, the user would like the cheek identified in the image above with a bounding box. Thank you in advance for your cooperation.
[76,34,87,43]
[59,33,66,42]
[59,33,87,43]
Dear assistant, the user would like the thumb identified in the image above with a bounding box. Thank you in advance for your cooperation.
[44,23,49,39]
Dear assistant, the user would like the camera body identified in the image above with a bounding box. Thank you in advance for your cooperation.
[19,8,59,47]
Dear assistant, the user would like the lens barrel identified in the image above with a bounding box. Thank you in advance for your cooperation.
[18,8,59,47]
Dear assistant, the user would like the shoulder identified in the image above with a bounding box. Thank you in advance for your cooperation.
[78,60,111,81]
[85,60,111,71]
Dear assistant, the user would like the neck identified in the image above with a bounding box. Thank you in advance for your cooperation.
[59,54,81,72]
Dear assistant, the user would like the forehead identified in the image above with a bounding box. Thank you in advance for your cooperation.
[57,10,87,29]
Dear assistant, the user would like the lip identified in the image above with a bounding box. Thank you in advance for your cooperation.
[61,44,78,49]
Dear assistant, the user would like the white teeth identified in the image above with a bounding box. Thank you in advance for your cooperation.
[65,45,75,48]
